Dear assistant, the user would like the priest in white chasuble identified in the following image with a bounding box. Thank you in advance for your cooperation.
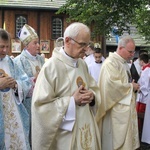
[32,22,101,150]
[96,36,140,150]
[0,28,32,149]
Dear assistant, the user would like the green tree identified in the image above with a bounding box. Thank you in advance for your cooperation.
[134,3,150,42]
[57,0,150,42]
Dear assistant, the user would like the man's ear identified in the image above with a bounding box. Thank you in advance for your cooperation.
[65,37,71,46]
[65,37,70,42]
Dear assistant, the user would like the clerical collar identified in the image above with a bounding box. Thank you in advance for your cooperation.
[64,51,75,59]
[85,54,89,57]
[95,61,102,64]
[25,49,37,60]
[60,47,78,67]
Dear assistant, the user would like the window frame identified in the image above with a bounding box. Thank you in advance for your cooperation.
[51,17,63,39]
[15,15,28,38]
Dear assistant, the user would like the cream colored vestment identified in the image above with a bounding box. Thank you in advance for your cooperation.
[96,52,140,150]
[32,48,101,150]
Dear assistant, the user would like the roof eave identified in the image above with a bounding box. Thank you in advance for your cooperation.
[0,5,59,10]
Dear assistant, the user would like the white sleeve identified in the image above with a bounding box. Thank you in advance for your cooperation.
[140,69,150,97]
[88,65,92,75]
[59,96,76,131]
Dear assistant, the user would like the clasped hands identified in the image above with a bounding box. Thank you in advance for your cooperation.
[132,79,140,92]
[0,75,17,90]
[73,85,94,106]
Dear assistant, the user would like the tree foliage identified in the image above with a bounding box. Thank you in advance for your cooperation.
[57,0,150,42]
[134,3,150,42]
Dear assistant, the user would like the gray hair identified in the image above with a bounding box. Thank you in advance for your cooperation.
[64,22,90,39]
[118,36,135,48]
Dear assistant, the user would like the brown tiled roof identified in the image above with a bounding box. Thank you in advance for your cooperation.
[0,0,66,9]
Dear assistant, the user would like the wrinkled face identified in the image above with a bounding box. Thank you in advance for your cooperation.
[0,39,9,59]
[94,53,102,63]
[120,41,135,60]
[65,31,90,59]
[26,38,40,56]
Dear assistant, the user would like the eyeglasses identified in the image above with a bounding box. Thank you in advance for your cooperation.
[70,37,89,48]
[127,50,135,54]
[123,47,135,54]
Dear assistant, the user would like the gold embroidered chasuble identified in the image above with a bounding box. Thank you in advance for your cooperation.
[0,56,31,150]
[96,52,139,150]
[32,48,101,150]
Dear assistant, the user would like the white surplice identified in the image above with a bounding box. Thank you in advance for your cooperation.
[88,61,103,83]
[141,68,150,144]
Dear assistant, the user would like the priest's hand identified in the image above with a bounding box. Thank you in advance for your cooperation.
[0,76,16,90]
[73,85,94,106]
[132,80,140,92]
[0,76,8,90]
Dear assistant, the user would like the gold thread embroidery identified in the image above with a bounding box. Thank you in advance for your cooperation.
[35,66,41,74]
[80,124,92,150]
[76,76,86,88]
[0,69,8,77]
[3,92,24,149]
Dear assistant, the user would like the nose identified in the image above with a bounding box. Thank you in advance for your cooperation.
[84,46,89,51]
[3,47,7,52]
[36,43,40,49]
